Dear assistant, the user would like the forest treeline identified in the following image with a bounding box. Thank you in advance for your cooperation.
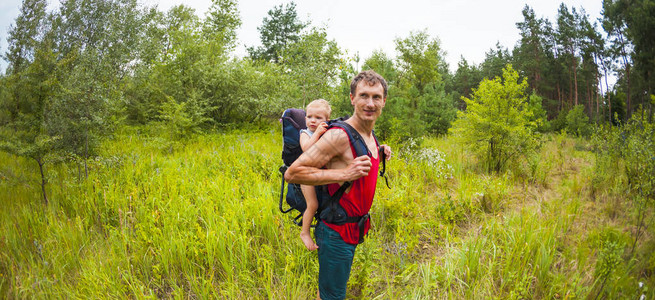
[0,0,654,192]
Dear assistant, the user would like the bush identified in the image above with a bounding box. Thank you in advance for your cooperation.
[566,105,591,137]
[450,64,543,172]
[550,109,568,133]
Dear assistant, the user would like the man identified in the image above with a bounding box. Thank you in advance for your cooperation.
[285,70,391,300]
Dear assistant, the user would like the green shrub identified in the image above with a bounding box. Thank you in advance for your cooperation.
[566,105,591,137]
[450,64,543,172]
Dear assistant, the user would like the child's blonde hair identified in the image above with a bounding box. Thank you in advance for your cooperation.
[306,99,332,118]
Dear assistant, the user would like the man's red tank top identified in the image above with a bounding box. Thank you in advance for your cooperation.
[325,127,379,245]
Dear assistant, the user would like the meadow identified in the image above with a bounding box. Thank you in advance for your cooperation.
[0,125,653,299]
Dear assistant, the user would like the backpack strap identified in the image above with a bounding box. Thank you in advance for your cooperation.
[278,165,295,214]
[328,120,370,157]
[378,145,391,189]
[332,121,391,188]
[323,120,370,205]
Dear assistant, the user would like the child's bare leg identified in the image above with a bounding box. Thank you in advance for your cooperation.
[300,184,319,251]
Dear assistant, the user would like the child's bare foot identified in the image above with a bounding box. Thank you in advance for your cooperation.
[300,231,318,251]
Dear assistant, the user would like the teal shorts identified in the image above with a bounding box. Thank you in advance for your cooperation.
[315,222,357,300]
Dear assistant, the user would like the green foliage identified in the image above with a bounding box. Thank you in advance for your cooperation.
[362,50,397,87]
[592,111,655,202]
[158,91,211,140]
[374,30,455,139]
[247,2,306,63]
[480,43,513,80]
[417,83,456,135]
[202,0,241,50]
[4,0,47,74]
[451,64,544,172]
[550,108,568,132]
[395,30,446,93]
[593,236,625,299]
[448,57,482,110]
[591,111,655,286]
[566,105,591,137]
[280,26,343,108]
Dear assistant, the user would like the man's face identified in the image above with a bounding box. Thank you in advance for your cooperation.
[350,81,386,122]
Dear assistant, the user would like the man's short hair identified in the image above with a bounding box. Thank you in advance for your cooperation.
[350,70,388,98]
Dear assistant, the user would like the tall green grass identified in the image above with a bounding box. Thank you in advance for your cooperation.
[0,128,653,298]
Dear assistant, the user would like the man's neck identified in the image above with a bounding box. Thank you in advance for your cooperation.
[346,117,374,137]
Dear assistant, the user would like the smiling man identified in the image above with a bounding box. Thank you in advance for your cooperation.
[285,70,391,300]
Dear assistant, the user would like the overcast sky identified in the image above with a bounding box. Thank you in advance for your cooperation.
[1,0,604,73]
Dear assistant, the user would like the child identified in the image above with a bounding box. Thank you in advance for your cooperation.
[299,99,331,251]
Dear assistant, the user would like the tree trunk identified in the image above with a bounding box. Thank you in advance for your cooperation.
[557,83,563,111]
[84,129,89,179]
[617,29,631,120]
[534,43,541,94]
[573,56,578,106]
[648,70,653,123]
[601,59,612,126]
[36,157,48,205]
[626,63,631,121]
[569,68,574,108]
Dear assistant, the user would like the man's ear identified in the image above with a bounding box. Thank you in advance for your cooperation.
[350,93,354,105]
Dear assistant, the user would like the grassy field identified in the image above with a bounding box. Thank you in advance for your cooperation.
[0,126,653,299]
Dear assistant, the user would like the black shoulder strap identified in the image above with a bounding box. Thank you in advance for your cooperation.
[378,145,391,189]
[328,120,370,157]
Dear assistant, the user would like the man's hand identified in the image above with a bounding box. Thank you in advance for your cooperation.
[344,155,371,181]
[380,144,392,160]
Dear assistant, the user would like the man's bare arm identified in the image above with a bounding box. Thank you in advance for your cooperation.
[285,129,371,185]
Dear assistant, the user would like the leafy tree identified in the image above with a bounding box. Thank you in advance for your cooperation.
[2,0,49,125]
[3,0,47,74]
[394,30,455,136]
[0,0,63,203]
[1,39,61,204]
[450,65,543,172]
[395,30,445,93]
[247,2,306,63]
[281,26,343,108]
[203,0,241,51]
[48,0,146,177]
[362,49,398,88]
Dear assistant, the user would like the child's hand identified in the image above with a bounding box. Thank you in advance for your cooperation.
[380,144,392,160]
[315,122,328,136]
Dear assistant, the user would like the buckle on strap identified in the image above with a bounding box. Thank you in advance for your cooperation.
[357,214,370,244]
[357,214,370,228]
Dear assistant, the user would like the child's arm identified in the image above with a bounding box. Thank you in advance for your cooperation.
[299,123,328,151]
[300,185,319,251]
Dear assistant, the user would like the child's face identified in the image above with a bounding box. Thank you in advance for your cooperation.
[305,106,329,132]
